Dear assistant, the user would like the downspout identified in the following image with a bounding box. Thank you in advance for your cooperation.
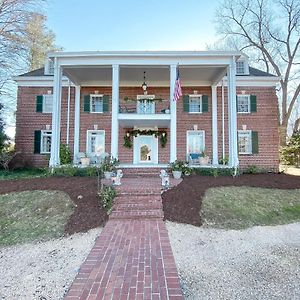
[66,79,71,145]
[222,79,225,162]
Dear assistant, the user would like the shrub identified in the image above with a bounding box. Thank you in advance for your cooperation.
[280,132,300,167]
[51,165,98,177]
[192,167,237,176]
[60,144,72,165]
[99,186,116,213]
[101,155,119,172]
[244,165,259,174]
[169,160,188,172]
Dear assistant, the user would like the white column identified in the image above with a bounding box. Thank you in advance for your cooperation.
[211,85,218,165]
[49,57,62,167]
[66,80,71,145]
[170,64,177,162]
[73,85,81,163]
[227,58,239,167]
[111,64,119,158]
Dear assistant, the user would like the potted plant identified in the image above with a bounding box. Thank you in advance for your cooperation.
[199,150,210,165]
[169,160,187,179]
[80,153,90,167]
[101,155,119,179]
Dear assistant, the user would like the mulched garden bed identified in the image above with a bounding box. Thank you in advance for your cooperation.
[162,173,300,226]
[0,177,108,235]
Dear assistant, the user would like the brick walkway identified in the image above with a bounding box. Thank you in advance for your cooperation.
[65,177,183,300]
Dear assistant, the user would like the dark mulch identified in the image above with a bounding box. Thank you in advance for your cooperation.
[162,173,300,226]
[0,177,108,235]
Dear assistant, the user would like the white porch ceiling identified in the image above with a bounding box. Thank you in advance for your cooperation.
[63,65,227,87]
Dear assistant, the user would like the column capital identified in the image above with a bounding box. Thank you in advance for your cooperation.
[112,64,119,70]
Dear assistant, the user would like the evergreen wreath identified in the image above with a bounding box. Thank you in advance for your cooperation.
[123,129,167,148]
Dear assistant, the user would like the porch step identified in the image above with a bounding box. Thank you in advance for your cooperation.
[113,202,162,211]
[119,167,170,178]
[115,195,162,203]
[109,209,163,220]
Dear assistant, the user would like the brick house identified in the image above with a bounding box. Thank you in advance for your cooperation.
[14,51,280,170]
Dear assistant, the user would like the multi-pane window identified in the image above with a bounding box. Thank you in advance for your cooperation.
[238,130,252,154]
[236,61,245,75]
[237,95,250,113]
[137,95,155,114]
[87,130,105,155]
[189,96,202,113]
[187,130,205,156]
[41,130,52,154]
[90,95,103,113]
[43,95,53,113]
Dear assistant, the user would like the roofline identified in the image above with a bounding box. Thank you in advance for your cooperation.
[47,50,242,59]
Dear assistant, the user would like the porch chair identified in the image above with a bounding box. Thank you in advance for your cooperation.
[189,153,201,165]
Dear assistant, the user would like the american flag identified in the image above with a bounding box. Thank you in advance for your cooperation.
[173,65,182,101]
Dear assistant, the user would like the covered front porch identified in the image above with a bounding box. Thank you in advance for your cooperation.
[48,51,240,169]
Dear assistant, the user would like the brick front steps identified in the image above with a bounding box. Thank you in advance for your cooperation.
[64,177,183,300]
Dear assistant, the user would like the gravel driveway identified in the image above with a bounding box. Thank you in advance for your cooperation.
[0,228,101,300]
[167,221,300,300]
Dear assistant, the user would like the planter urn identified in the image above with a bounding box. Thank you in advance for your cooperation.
[172,170,182,179]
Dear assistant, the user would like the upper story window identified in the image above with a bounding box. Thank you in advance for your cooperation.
[136,95,155,114]
[90,95,104,113]
[237,95,250,113]
[189,95,202,113]
[36,94,53,113]
[44,58,54,75]
[236,58,249,75]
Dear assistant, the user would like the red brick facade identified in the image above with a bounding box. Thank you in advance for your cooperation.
[15,85,279,169]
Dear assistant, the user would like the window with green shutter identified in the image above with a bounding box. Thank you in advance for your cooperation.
[202,95,209,112]
[250,95,257,112]
[251,131,259,154]
[83,95,90,112]
[36,95,43,112]
[183,95,190,112]
[34,130,41,153]
[103,95,109,112]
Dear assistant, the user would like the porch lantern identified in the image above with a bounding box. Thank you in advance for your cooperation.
[142,71,147,92]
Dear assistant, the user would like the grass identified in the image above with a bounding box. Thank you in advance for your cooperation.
[0,190,75,246]
[0,168,47,180]
[202,186,300,229]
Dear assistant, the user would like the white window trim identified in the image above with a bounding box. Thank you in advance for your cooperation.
[90,94,104,114]
[238,130,252,155]
[186,130,206,159]
[237,94,251,114]
[86,130,105,156]
[40,130,52,154]
[236,59,250,75]
[136,95,155,114]
[188,94,203,114]
[42,94,53,113]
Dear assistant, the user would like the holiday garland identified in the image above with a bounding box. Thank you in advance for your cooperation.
[124,96,163,102]
[123,129,167,148]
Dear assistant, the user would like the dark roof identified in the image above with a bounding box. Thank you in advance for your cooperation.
[18,65,277,78]
[247,67,276,77]
[19,67,53,77]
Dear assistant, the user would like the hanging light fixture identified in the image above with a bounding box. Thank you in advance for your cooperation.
[141,71,147,92]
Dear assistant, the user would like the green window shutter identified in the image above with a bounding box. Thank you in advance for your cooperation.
[103,95,109,112]
[251,131,259,154]
[36,95,43,112]
[183,95,189,112]
[34,130,41,154]
[83,95,90,112]
[250,95,257,112]
[202,95,209,112]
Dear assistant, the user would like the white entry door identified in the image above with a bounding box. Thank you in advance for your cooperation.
[133,135,158,164]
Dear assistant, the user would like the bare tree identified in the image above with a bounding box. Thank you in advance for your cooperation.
[216,0,300,146]
[24,13,61,71]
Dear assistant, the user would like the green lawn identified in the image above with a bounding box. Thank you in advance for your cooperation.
[0,168,47,180]
[0,190,75,246]
[202,186,300,229]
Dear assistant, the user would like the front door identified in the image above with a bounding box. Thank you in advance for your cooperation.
[133,135,158,164]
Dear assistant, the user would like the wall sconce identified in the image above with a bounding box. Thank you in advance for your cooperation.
[94,90,99,94]
[126,132,130,137]
[193,124,198,131]
[242,124,247,131]
[241,90,246,95]
[46,124,51,130]
[162,132,166,137]
[47,90,52,95]
[193,90,198,95]
[142,71,147,94]
[94,124,98,130]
